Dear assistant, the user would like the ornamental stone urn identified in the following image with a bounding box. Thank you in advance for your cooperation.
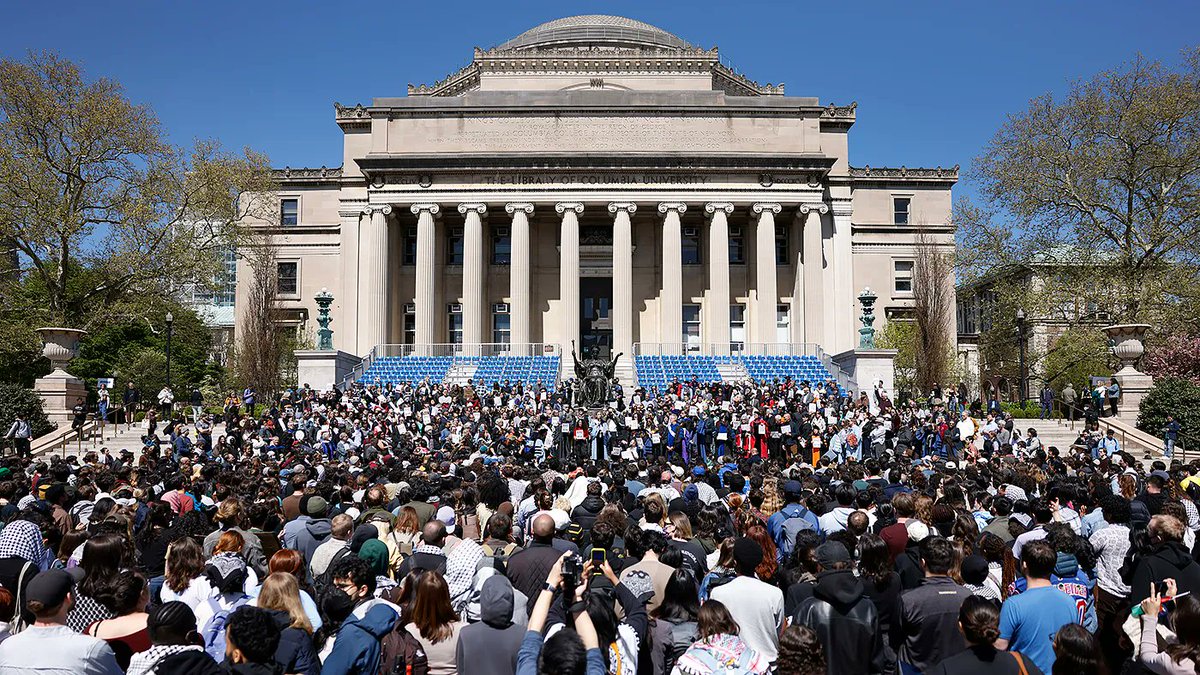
[34,327,88,430]
[1101,323,1153,421]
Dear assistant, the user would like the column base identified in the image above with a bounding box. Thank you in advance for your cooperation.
[34,369,86,428]
[295,350,362,392]
[831,349,898,398]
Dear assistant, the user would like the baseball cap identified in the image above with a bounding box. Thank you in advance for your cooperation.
[782,480,803,494]
[815,541,851,568]
[25,569,74,609]
[906,520,931,543]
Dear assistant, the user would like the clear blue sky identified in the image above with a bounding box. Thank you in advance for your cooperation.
[2,1,1197,203]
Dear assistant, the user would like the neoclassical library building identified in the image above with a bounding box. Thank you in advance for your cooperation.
[243,15,956,386]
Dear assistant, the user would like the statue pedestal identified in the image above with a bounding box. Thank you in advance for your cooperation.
[1102,323,1154,421]
[296,350,360,392]
[35,369,85,428]
[832,348,898,398]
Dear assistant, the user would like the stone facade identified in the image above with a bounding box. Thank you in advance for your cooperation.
[237,15,957,374]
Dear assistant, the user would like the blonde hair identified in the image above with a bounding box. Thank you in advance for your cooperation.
[257,572,313,633]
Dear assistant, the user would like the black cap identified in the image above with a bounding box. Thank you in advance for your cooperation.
[961,555,990,585]
[25,569,74,609]
[732,537,764,572]
[815,541,851,568]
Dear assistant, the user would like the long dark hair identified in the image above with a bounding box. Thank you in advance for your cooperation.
[776,625,826,675]
[78,533,128,599]
[697,600,739,639]
[857,534,894,587]
[1052,623,1107,675]
[1166,594,1200,671]
[409,570,457,643]
[164,537,205,593]
[656,568,700,623]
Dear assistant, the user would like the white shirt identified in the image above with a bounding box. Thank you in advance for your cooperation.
[710,576,784,661]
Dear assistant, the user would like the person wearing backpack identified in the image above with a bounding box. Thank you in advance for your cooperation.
[767,481,820,563]
[322,556,403,675]
[195,551,253,663]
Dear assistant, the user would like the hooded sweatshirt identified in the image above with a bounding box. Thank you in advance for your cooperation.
[791,569,884,675]
[266,608,321,675]
[1129,541,1200,604]
[457,576,525,675]
[322,603,399,675]
[293,517,333,565]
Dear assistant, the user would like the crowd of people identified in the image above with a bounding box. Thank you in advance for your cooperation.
[0,374,1194,675]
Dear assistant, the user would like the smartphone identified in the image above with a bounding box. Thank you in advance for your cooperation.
[591,548,607,566]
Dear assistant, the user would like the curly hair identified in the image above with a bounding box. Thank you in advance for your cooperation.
[776,625,826,675]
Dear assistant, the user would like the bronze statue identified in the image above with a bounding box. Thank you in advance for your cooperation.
[570,341,622,408]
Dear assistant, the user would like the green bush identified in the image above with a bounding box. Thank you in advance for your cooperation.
[0,382,55,440]
[1138,377,1200,452]
[1000,401,1061,419]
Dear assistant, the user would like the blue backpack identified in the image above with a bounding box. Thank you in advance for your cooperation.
[776,507,815,560]
[201,594,250,661]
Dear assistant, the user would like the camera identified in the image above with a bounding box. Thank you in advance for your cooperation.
[561,554,584,589]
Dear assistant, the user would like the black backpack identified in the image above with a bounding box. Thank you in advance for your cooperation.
[314,546,353,595]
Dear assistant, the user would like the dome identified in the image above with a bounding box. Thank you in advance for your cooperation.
[497,15,693,51]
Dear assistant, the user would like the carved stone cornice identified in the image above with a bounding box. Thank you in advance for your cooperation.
[704,203,735,217]
[408,63,481,97]
[607,202,637,215]
[751,203,782,216]
[820,102,858,120]
[554,202,585,215]
[849,165,960,181]
[457,203,488,217]
[409,203,441,217]
[504,202,534,215]
[274,166,344,184]
[657,202,687,215]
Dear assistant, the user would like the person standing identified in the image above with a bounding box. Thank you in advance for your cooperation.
[995,540,1079,674]
[189,386,204,424]
[710,537,785,663]
[97,385,110,430]
[4,412,31,459]
[1164,415,1182,459]
[243,386,257,418]
[1107,378,1121,418]
[896,537,972,674]
[122,381,141,430]
[156,385,174,419]
[1039,385,1054,420]
[71,397,87,442]
[1061,383,1077,421]
[0,569,123,674]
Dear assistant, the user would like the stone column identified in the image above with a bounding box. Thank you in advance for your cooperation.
[752,203,781,346]
[609,202,637,363]
[458,203,487,349]
[789,209,805,345]
[358,204,393,350]
[556,202,584,353]
[411,203,441,349]
[802,203,828,346]
[705,203,734,353]
[658,203,687,353]
[339,207,364,354]
[505,203,534,347]
[831,198,854,353]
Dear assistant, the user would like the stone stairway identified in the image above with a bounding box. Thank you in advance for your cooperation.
[717,360,750,383]
[443,362,478,387]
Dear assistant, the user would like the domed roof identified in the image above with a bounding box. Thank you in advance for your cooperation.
[497,15,693,51]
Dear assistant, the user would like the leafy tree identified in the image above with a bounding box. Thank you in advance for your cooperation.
[1138,377,1200,452]
[119,348,169,403]
[0,382,55,440]
[0,51,274,341]
[1041,327,1111,392]
[957,48,1200,326]
[877,320,917,401]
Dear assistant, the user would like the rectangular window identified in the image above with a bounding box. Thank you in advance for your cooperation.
[277,261,298,295]
[894,260,914,293]
[730,304,746,350]
[729,230,746,264]
[403,305,416,345]
[280,198,299,226]
[403,227,418,266]
[682,228,702,265]
[492,227,511,265]
[775,224,789,264]
[447,305,463,344]
[446,228,464,265]
[683,304,701,351]
[776,304,790,343]
[893,197,911,225]
[493,307,511,345]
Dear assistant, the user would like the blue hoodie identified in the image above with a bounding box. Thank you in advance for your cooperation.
[322,603,399,675]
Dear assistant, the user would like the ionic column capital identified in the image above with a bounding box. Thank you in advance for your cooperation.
[657,202,688,215]
[456,203,487,217]
[504,202,534,215]
[704,202,735,217]
[751,202,782,215]
[798,202,830,216]
[409,203,441,217]
[363,204,394,217]
[607,202,638,215]
[555,202,584,215]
